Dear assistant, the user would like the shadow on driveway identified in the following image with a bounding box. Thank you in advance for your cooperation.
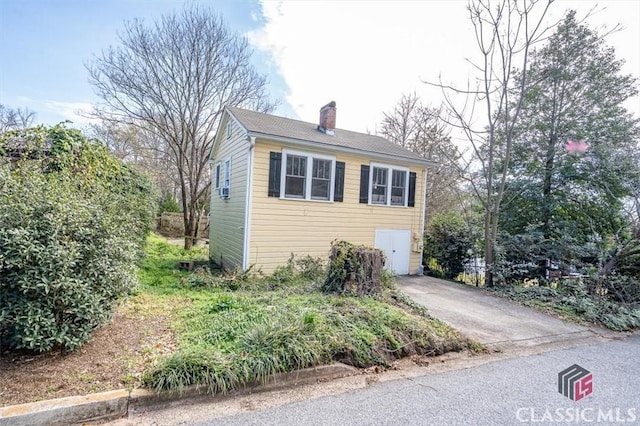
[399,276,613,349]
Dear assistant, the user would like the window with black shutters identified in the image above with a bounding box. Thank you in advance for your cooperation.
[269,150,344,202]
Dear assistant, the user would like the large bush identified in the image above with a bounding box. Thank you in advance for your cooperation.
[0,125,155,352]
[423,212,472,279]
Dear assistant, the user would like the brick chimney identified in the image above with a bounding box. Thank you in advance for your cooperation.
[318,101,336,135]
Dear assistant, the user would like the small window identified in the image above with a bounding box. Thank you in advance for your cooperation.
[371,167,388,205]
[217,158,231,198]
[368,163,409,206]
[311,158,331,200]
[215,163,221,189]
[285,154,307,198]
[224,159,231,190]
[226,124,232,139]
[391,170,406,206]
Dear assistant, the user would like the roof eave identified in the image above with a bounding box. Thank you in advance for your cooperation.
[246,131,437,168]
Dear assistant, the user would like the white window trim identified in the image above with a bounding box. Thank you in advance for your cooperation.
[226,123,232,138]
[280,149,336,202]
[369,162,410,207]
[217,157,231,198]
[214,162,221,190]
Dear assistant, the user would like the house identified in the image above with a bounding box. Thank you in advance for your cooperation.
[209,101,434,275]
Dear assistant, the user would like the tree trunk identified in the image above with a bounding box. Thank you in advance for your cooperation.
[193,207,201,246]
[542,135,556,239]
[484,206,495,288]
[183,207,196,250]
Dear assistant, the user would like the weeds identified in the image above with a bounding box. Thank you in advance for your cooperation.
[491,280,640,331]
[142,286,472,394]
[139,237,474,395]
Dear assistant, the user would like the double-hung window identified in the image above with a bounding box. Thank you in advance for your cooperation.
[282,150,335,201]
[371,167,388,205]
[311,158,332,200]
[285,154,307,198]
[369,163,409,206]
[390,169,407,206]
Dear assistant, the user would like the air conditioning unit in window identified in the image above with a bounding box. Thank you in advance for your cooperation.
[219,187,230,199]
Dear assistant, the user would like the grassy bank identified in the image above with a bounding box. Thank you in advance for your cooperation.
[137,235,475,394]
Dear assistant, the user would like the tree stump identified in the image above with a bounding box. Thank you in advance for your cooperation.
[323,240,386,296]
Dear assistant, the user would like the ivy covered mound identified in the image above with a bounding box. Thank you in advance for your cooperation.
[0,125,155,353]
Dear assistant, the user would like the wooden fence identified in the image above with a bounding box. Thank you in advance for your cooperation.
[156,212,209,239]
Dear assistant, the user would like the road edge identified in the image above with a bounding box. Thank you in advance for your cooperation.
[0,363,358,426]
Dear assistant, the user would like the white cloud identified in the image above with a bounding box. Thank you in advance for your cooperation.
[41,100,97,127]
[250,0,640,138]
[249,1,472,134]
[2,95,98,128]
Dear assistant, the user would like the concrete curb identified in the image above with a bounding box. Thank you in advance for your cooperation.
[0,363,358,426]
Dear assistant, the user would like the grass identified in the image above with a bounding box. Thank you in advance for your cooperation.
[137,233,209,293]
[136,234,475,395]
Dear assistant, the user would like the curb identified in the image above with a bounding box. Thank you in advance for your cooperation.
[0,363,358,426]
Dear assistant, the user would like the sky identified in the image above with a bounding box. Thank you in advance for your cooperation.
[1,0,639,142]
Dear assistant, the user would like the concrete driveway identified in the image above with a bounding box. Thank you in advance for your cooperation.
[399,276,612,349]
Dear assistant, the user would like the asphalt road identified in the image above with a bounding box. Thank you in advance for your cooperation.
[197,336,640,426]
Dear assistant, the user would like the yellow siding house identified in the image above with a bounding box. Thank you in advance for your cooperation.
[209,102,434,275]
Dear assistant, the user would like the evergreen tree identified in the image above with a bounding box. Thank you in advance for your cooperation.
[500,11,639,265]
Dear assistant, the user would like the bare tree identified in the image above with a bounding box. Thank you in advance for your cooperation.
[90,120,141,162]
[87,6,276,249]
[90,120,179,198]
[380,93,419,149]
[380,93,462,224]
[0,104,36,133]
[426,0,554,286]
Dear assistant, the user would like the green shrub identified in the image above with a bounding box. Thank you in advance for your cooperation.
[423,212,472,279]
[0,125,155,352]
[425,258,445,279]
[158,192,181,215]
[179,254,324,293]
[289,254,325,281]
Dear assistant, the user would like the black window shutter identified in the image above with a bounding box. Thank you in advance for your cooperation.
[408,171,417,207]
[268,152,282,197]
[334,161,345,202]
[359,165,370,204]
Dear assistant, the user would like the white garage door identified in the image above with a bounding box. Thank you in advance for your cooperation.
[374,229,411,275]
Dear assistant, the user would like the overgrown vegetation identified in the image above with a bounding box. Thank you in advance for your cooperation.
[434,13,640,330]
[0,125,155,352]
[323,240,387,296]
[138,237,472,394]
[423,212,473,279]
[489,277,640,331]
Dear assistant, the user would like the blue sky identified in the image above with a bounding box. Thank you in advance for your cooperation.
[1,0,639,137]
[0,0,291,125]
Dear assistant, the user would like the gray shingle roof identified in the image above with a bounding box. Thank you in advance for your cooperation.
[227,106,432,166]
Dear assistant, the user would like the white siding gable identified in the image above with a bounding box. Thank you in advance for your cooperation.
[209,114,249,270]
